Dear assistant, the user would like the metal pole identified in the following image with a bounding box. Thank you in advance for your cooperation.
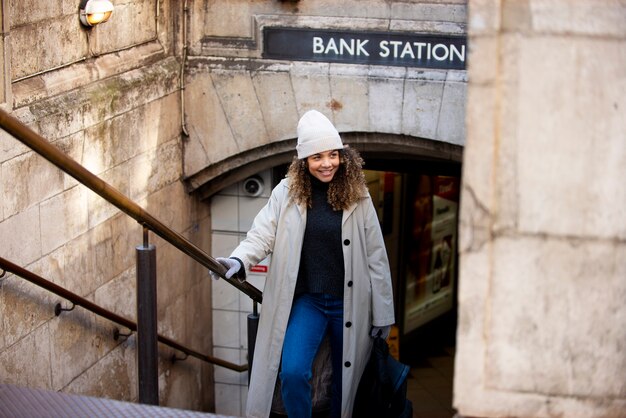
[247,301,259,385]
[136,227,159,405]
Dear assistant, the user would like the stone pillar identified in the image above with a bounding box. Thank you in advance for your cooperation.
[455,1,626,417]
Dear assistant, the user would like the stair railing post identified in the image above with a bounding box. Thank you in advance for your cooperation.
[247,301,259,385]
[136,226,159,405]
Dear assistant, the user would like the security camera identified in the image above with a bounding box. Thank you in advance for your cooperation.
[242,176,264,197]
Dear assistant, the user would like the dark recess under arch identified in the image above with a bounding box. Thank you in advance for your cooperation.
[185,133,463,200]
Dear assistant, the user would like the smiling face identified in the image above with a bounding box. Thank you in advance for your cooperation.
[306,149,341,183]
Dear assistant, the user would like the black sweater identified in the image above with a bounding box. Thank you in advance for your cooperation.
[295,177,345,299]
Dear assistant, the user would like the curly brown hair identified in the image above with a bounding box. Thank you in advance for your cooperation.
[286,146,368,211]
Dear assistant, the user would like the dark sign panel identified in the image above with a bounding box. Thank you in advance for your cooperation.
[263,27,466,70]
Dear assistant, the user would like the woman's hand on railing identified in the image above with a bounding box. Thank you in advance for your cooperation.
[210,257,245,282]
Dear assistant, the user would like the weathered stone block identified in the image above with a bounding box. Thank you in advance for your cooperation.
[142,181,194,235]
[368,76,404,134]
[105,215,137,280]
[392,2,467,23]
[488,236,626,398]
[290,62,332,116]
[129,140,181,202]
[35,101,88,142]
[92,0,158,55]
[159,357,205,411]
[154,241,196,312]
[2,150,65,218]
[31,246,66,288]
[197,0,256,38]
[63,339,137,401]
[53,132,86,190]
[93,267,137,323]
[466,35,498,85]
[0,205,41,266]
[157,290,188,344]
[211,69,269,151]
[10,0,62,27]
[49,309,118,391]
[58,233,95,297]
[185,207,212,258]
[0,276,54,348]
[0,128,30,165]
[390,19,466,35]
[183,74,239,175]
[0,322,52,389]
[59,215,135,299]
[514,37,626,239]
[251,71,299,142]
[87,164,130,227]
[402,77,444,140]
[188,279,213,350]
[140,93,182,151]
[40,186,89,255]
[467,0,501,35]
[528,0,626,37]
[436,77,466,145]
[328,65,370,134]
[10,16,86,80]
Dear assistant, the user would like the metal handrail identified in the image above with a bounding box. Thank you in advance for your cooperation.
[0,256,246,372]
[0,108,261,304]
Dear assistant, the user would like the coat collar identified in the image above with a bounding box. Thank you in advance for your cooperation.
[284,177,367,224]
[342,201,358,225]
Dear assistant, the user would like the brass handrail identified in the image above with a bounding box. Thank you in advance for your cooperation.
[0,108,261,304]
[0,256,246,372]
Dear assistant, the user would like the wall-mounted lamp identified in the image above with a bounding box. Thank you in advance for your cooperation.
[79,0,114,27]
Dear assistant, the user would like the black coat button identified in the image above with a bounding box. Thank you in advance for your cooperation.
[344,361,351,367]
[347,281,353,287]
[343,239,350,246]
[345,322,352,328]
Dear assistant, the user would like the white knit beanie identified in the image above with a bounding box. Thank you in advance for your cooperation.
[296,110,344,159]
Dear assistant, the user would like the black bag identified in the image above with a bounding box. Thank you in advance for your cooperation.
[353,335,412,418]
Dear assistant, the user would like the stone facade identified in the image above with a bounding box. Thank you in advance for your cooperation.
[2,0,624,417]
[183,0,468,195]
[455,1,626,417]
[0,0,214,412]
[182,1,467,415]
[0,0,468,415]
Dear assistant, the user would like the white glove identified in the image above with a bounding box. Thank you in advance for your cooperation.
[370,325,391,340]
[210,257,242,280]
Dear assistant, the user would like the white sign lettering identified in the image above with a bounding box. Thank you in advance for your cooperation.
[264,28,467,70]
[313,37,370,56]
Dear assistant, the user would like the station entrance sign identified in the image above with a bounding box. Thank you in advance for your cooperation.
[263,27,466,70]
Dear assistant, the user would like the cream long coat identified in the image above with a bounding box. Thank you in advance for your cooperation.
[231,178,395,418]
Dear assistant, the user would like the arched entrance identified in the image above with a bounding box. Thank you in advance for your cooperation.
[192,132,462,416]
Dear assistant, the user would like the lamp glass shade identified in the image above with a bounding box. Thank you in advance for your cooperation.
[80,0,114,27]
[86,10,112,25]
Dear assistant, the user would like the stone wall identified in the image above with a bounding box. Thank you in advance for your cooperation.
[183,0,468,194]
[455,1,626,416]
[0,0,215,411]
[183,1,469,415]
[0,0,471,415]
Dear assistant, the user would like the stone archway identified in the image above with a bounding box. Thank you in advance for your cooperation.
[182,59,466,199]
[186,131,462,200]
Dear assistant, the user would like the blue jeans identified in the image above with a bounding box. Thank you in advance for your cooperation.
[281,293,344,418]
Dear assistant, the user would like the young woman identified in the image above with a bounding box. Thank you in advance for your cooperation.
[214,110,395,418]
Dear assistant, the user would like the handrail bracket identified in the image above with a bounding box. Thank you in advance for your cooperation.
[54,302,76,316]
